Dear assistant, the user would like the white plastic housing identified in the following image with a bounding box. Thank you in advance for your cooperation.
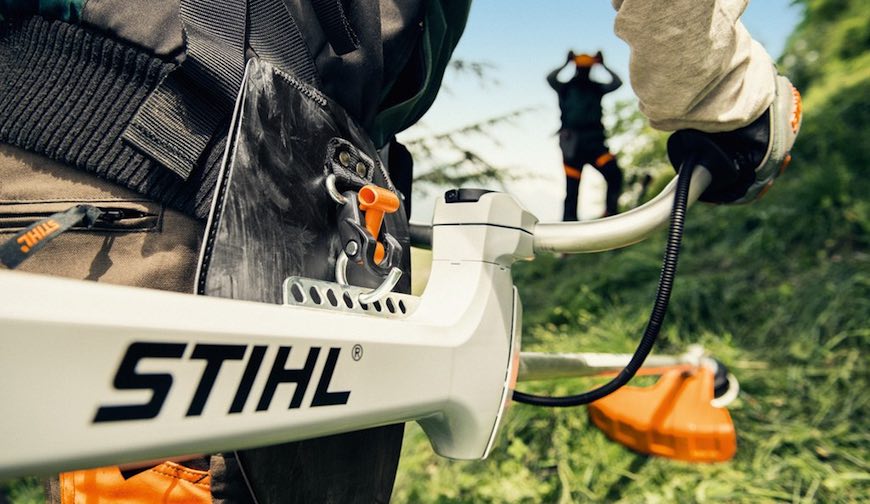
[0,192,536,479]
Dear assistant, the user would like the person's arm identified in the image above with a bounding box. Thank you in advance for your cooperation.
[596,51,623,94]
[547,51,575,90]
[611,0,800,205]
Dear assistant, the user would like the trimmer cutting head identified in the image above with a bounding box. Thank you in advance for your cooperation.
[588,362,739,463]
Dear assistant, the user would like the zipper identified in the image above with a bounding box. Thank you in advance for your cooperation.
[95,207,155,224]
[0,204,160,232]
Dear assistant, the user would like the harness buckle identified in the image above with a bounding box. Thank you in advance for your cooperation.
[336,184,403,280]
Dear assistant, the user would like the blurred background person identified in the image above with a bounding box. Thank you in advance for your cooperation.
[548,50,624,220]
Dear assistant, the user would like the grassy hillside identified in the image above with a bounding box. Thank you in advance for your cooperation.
[1,1,865,503]
[395,1,869,501]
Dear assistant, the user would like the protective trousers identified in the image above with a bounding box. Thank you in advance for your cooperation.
[559,131,622,220]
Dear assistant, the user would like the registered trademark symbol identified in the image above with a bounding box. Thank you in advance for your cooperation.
[352,344,363,361]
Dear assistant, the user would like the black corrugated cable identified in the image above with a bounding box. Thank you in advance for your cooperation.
[512,161,697,407]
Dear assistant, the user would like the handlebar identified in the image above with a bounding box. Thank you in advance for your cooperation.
[533,167,711,253]
[409,222,433,250]
[409,167,712,254]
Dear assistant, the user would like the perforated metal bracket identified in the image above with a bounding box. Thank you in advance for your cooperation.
[282,276,419,319]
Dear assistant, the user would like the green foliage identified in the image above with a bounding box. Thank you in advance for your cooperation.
[606,101,669,167]
[782,0,870,109]
[396,1,869,502]
[0,477,43,504]
[604,100,673,208]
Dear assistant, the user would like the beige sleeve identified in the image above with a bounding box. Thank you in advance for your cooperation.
[611,0,776,132]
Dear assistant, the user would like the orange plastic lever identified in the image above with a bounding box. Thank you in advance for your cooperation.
[358,185,400,264]
[588,367,736,463]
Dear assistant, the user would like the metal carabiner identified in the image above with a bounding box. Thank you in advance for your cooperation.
[334,251,402,304]
[325,173,348,205]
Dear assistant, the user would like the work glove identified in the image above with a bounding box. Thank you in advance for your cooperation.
[667,73,802,203]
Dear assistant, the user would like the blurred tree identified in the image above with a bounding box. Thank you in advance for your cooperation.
[604,100,670,208]
[402,59,532,193]
[403,108,533,193]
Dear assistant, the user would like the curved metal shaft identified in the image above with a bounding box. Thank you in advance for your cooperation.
[334,251,403,305]
[517,345,711,382]
[532,167,712,253]
[409,168,712,254]
[517,352,689,381]
[358,267,403,305]
[409,223,433,250]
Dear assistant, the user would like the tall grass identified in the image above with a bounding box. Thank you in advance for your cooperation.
[394,1,868,501]
[3,1,867,502]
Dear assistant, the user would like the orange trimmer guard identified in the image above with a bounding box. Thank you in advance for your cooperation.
[588,367,736,463]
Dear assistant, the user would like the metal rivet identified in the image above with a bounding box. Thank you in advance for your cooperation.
[355,162,367,177]
[338,151,351,166]
[345,240,359,256]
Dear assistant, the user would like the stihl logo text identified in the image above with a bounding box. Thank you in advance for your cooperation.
[17,219,60,253]
[94,343,351,422]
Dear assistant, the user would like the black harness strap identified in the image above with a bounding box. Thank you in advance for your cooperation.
[122,72,227,181]
[179,2,249,102]
[0,205,104,269]
[123,0,247,181]
[310,0,360,55]
[122,0,320,182]
[249,0,319,86]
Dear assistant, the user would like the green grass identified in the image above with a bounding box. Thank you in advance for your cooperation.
[394,5,869,496]
[4,2,867,503]
[397,231,868,503]
[0,477,44,504]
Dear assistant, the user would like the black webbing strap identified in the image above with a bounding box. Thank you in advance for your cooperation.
[123,1,247,181]
[179,2,249,103]
[310,0,360,55]
[123,0,320,181]
[0,205,104,269]
[249,0,319,86]
[122,72,228,181]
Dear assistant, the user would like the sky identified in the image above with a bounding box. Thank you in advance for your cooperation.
[400,0,803,222]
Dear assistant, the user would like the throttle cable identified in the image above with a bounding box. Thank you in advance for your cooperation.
[512,161,697,407]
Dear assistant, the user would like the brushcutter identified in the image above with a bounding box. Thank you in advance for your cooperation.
[0,60,742,480]
[0,162,744,480]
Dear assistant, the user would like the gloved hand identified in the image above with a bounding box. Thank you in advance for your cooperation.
[567,50,576,63]
[595,51,604,65]
[667,73,802,203]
